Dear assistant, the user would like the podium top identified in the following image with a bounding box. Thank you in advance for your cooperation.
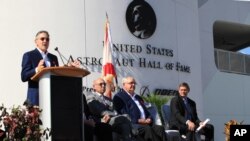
[31,66,90,81]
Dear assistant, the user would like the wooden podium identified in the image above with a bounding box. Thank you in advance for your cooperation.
[32,67,90,141]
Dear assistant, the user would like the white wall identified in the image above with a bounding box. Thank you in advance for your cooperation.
[0,0,203,115]
[199,0,250,140]
[203,72,250,141]
[0,0,86,107]
[0,0,204,118]
[0,0,206,138]
[83,0,204,116]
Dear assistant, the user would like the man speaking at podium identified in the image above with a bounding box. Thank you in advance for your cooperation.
[21,30,59,106]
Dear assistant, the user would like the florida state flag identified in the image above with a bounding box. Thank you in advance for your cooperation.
[102,15,117,98]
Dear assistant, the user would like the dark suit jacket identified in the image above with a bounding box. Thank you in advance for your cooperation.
[113,89,152,124]
[21,48,58,105]
[83,94,114,141]
[169,95,200,130]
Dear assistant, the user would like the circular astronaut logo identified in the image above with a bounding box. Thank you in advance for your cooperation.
[126,0,157,39]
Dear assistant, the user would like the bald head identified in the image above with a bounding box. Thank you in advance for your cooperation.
[93,78,106,94]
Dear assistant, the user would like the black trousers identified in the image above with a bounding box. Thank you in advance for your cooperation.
[179,123,214,141]
[133,124,167,141]
[85,122,113,141]
[199,124,214,141]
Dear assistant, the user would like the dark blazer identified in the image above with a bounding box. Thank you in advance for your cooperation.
[21,48,58,105]
[113,89,152,124]
[83,94,114,141]
[169,95,200,130]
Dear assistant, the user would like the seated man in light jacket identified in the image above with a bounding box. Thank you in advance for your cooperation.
[86,78,134,141]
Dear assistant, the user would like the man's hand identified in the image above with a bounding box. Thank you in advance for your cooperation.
[67,60,81,68]
[138,118,152,125]
[187,120,195,131]
[102,114,111,123]
[199,121,206,129]
[36,60,45,72]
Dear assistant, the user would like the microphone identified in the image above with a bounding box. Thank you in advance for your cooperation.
[54,47,68,66]
[54,47,86,69]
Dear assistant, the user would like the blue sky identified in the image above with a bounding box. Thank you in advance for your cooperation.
[234,0,250,1]
[239,47,250,54]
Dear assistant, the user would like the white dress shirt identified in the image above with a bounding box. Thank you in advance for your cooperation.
[125,91,146,119]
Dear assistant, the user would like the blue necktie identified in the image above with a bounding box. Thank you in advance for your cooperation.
[184,98,192,120]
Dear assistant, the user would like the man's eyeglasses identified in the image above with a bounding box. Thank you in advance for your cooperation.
[126,82,136,85]
[40,37,50,41]
[97,83,106,86]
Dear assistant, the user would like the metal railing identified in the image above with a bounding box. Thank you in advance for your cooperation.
[214,49,250,75]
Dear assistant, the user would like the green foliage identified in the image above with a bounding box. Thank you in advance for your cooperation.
[143,94,171,112]
[142,94,172,123]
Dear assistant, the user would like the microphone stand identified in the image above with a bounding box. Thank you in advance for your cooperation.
[54,47,67,66]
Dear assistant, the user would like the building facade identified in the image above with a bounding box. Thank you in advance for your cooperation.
[1,0,250,140]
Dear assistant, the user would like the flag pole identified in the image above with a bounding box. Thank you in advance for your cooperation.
[106,12,109,20]
[102,12,119,97]
[107,12,118,87]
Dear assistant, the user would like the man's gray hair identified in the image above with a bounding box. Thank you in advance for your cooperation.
[35,30,49,38]
[122,76,134,84]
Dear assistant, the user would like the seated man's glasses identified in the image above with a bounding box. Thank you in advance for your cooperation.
[40,37,50,41]
[97,83,106,86]
[126,82,136,85]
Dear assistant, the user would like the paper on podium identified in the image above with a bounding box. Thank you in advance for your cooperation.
[196,118,210,132]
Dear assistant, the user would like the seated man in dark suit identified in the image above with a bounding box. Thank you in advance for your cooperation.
[83,94,113,141]
[113,76,167,141]
[169,82,214,141]
[86,78,134,141]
